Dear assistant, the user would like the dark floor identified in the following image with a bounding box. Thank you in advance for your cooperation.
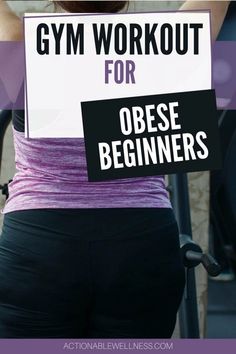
[207,278,236,338]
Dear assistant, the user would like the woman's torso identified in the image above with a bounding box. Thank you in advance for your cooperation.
[2,110,171,213]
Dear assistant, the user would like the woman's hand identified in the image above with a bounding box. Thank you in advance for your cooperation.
[179,1,231,40]
[0,1,23,41]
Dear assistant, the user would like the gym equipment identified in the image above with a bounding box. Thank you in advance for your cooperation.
[210,1,236,274]
[172,2,236,337]
[169,174,220,338]
[210,110,236,273]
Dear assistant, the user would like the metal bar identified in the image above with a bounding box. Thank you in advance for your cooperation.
[169,173,200,338]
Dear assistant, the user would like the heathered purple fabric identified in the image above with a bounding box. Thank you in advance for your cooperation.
[2,127,172,214]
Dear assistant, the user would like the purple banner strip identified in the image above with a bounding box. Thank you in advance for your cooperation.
[0,339,236,354]
[0,41,235,110]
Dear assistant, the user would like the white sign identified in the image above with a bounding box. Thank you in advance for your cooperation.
[24,11,211,138]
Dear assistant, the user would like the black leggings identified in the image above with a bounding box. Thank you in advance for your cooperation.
[0,208,185,338]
